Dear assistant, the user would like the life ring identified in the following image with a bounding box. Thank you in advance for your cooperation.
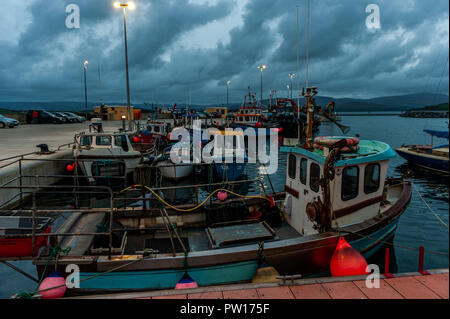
[313,136,359,146]
[313,140,360,153]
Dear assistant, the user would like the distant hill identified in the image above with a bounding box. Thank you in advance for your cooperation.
[0,92,448,113]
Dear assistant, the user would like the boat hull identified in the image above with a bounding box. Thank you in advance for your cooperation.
[214,161,246,181]
[35,179,411,292]
[396,147,449,174]
[157,161,194,182]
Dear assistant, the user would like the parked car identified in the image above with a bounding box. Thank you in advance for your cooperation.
[26,110,65,124]
[0,114,19,128]
[63,112,85,123]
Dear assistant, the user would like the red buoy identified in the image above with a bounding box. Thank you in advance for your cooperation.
[330,237,369,277]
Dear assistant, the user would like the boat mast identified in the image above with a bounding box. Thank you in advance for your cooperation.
[303,0,314,149]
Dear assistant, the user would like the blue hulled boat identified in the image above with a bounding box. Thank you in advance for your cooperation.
[396,129,449,174]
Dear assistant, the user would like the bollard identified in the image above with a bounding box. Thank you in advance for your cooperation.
[383,247,394,278]
[418,246,430,275]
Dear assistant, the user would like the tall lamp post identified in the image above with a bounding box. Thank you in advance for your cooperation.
[114,1,135,130]
[257,64,266,106]
[83,60,88,120]
[289,73,295,99]
[226,80,231,105]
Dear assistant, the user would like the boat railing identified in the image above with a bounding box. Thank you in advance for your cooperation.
[0,176,270,261]
[115,178,268,210]
[0,155,128,209]
[0,184,117,260]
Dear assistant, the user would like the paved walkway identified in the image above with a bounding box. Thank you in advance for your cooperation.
[69,269,449,299]
[0,122,124,160]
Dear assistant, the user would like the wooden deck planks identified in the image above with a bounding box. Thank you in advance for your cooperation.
[410,274,449,299]
[321,282,368,299]
[257,286,295,299]
[289,284,332,299]
[353,279,404,299]
[384,276,442,299]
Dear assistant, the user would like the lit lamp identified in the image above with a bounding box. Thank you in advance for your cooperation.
[257,64,266,105]
[289,73,295,99]
[83,60,89,120]
[114,2,136,130]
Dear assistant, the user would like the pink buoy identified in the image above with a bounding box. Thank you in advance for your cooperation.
[217,191,227,201]
[175,273,198,289]
[38,271,67,299]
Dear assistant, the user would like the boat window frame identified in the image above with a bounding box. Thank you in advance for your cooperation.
[309,162,321,193]
[299,158,307,185]
[79,135,92,146]
[341,165,359,201]
[288,154,296,180]
[95,135,112,146]
[364,163,380,194]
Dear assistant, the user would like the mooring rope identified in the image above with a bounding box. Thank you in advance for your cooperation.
[118,184,272,213]
[333,227,449,257]
[412,183,449,229]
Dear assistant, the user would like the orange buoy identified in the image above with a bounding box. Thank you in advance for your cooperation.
[38,271,67,299]
[330,237,369,277]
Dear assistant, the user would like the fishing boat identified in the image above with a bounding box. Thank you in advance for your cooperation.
[395,129,449,174]
[230,90,274,136]
[132,121,170,153]
[29,86,412,294]
[269,98,320,145]
[71,131,143,184]
[155,142,194,182]
[209,131,247,181]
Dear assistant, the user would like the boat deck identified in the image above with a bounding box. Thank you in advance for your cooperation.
[67,269,449,299]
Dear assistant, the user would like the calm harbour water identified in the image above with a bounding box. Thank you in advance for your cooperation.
[0,114,448,298]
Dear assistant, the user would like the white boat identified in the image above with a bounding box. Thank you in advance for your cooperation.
[72,131,142,184]
[155,142,194,182]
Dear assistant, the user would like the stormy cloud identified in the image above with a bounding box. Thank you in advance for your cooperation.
[0,0,448,105]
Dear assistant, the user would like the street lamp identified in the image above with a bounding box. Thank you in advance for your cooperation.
[257,64,266,106]
[83,60,88,120]
[289,73,295,99]
[114,2,135,130]
[226,80,231,105]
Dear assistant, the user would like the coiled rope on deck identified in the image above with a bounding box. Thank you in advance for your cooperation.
[118,184,272,212]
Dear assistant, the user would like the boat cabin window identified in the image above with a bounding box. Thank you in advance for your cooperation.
[364,163,380,194]
[154,126,160,133]
[245,116,250,122]
[288,154,296,179]
[96,136,111,146]
[342,166,359,201]
[80,136,92,146]
[310,163,321,192]
[300,158,307,185]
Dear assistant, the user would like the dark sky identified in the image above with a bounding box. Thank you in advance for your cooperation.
[0,0,448,105]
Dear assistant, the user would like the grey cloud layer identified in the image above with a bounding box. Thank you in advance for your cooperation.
[0,0,448,104]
